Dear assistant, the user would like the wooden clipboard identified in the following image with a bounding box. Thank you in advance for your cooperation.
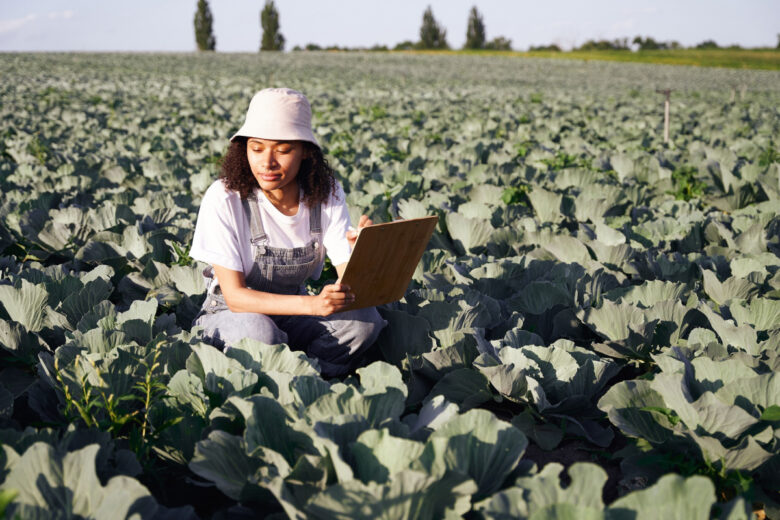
[338,216,438,311]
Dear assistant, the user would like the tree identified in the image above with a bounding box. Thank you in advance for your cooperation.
[193,0,216,51]
[464,6,486,50]
[418,6,448,49]
[260,0,284,51]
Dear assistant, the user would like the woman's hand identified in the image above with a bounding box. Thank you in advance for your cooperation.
[346,214,373,249]
[308,283,355,316]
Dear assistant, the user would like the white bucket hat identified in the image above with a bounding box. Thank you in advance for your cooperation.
[231,87,319,147]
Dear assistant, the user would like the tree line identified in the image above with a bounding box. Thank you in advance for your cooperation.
[194,0,285,51]
[194,1,780,53]
[194,2,510,52]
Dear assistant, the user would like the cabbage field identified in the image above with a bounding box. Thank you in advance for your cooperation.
[0,52,779,519]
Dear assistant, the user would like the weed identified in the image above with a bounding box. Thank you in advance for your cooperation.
[670,164,706,201]
[758,144,778,167]
[27,135,49,165]
[502,185,530,206]
[170,241,193,267]
[541,151,580,170]
[0,490,18,518]
[359,105,387,121]
[306,257,338,294]
[634,441,757,503]
[514,141,534,159]
[53,344,181,468]
[639,406,681,426]
[203,154,223,165]
[382,144,409,161]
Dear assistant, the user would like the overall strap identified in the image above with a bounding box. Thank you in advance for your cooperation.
[309,203,324,264]
[309,203,322,235]
[242,194,268,253]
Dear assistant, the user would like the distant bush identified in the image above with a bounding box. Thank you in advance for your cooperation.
[577,38,630,51]
[485,37,512,51]
[394,40,416,51]
[529,44,561,52]
[694,39,719,50]
[632,36,680,51]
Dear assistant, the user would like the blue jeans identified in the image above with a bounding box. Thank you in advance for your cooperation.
[193,307,386,378]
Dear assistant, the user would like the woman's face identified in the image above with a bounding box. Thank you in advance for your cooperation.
[246,138,305,195]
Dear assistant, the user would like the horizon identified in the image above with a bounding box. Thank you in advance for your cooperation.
[1,1,778,53]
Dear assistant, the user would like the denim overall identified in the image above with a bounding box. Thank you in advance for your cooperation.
[193,193,386,377]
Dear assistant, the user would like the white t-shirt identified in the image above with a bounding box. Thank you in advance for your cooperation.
[190,179,352,287]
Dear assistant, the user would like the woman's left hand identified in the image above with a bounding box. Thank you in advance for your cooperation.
[346,214,373,249]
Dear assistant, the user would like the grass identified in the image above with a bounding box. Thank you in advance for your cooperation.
[406,48,780,71]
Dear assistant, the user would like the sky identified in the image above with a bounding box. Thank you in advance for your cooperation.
[0,1,778,52]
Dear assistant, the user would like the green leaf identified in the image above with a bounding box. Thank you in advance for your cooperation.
[639,406,681,426]
[356,361,407,398]
[229,338,320,376]
[759,404,780,422]
[1,442,193,519]
[185,343,259,404]
[0,489,19,517]
[189,430,261,501]
[233,395,318,467]
[59,278,113,328]
[0,319,47,363]
[606,474,715,520]
[0,384,13,418]
[417,408,527,498]
[424,368,493,411]
[0,279,50,332]
[351,429,425,484]
[304,469,475,520]
[375,309,433,365]
[446,212,495,255]
[306,385,406,428]
[701,269,760,306]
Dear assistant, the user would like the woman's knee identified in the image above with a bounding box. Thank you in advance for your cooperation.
[325,307,387,355]
[350,307,387,349]
[194,311,288,349]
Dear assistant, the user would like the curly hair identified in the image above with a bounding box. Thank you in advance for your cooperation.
[219,137,337,207]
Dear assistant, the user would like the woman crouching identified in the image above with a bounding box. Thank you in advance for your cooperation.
[190,88,386,377]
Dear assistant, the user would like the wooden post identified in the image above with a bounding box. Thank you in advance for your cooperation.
[656,88,672,144]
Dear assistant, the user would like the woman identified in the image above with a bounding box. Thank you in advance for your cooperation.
[190,88,386,377]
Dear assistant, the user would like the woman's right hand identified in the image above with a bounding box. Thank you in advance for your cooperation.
[308,283,355,316]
